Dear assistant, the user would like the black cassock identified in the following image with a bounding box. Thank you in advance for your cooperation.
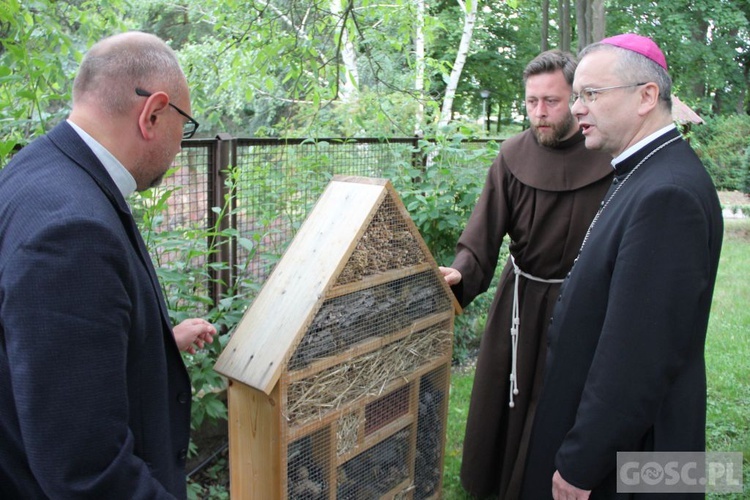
[522,128,723,499]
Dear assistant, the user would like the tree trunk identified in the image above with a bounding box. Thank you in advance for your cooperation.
[331,0,359,103]
[542,0,550,52]
[438,0,479,128]
[415,0,426,135]
[559,0,571,52]
[575,0,589,51]
[591,0,605,43]
[575,0,605,52]
[740,57,749,114]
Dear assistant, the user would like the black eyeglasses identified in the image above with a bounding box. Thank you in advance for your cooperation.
[135,87,199,139]
[569,83,648,106]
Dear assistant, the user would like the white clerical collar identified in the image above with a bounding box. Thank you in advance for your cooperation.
[67,119,137,199]
[611,123,677,168]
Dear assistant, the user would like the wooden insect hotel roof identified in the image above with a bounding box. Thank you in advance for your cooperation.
[215,176,460,393]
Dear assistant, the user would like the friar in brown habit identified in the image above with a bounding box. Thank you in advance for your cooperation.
[440,50,613,498]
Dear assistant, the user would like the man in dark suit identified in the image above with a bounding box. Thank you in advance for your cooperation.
[0,31,213,498]
[522,34,723,499]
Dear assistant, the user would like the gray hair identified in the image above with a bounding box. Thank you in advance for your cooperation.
[72,31,185,116]
[523,50,578,86]
[578,42,672,112]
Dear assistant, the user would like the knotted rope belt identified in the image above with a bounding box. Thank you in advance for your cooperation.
[509,254,564,408]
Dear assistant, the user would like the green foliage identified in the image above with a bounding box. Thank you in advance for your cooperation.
[1,0,747,145]
[429,0,539,126]
[703,219,750,498]
[691,115,750,192]
[0,0,128,161]
[606,0,749,116]
[443,366,476,500]
[187,452,230,500]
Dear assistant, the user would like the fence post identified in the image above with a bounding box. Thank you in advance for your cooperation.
[411,134,427,172]
[210,133,236,314]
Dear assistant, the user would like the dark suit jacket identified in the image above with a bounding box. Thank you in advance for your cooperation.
[522,129,723,499]
[0,122,191,498]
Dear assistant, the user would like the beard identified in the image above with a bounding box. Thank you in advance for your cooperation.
[531,112,577,147]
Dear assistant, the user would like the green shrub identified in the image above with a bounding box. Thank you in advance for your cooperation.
[691,115,750,192]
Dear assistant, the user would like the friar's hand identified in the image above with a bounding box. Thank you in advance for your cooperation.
[439,266,462,286]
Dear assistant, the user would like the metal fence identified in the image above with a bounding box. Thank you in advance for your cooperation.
[132,135,498,320]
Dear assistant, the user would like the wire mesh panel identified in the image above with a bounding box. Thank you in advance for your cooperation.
[335,195,426,285]
[162,145,214,231]
[286,320,452,424]
[289,273,450,371]
[336,428,411,498]
[232,139,415,289]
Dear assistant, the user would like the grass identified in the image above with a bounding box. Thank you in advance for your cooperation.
[443,218,750,498]
[706,218,750,498]
[443,365,477,499]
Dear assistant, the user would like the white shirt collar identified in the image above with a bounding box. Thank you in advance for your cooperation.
[611,123,677,168]
[66,119,137,199]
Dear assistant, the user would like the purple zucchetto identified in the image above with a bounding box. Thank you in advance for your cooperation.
[600,33,668,70]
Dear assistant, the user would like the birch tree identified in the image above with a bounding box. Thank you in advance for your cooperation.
[414,0,426,135]
[331,0,360,102]
[437,0,479,128]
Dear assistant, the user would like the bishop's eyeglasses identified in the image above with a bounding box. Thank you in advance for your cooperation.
[569,83,647,106]
[135,87,199,139]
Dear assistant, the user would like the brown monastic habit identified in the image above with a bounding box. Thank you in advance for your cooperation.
[451,128,612,498]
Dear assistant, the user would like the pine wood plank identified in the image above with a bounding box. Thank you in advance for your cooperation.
[227,381,281,499]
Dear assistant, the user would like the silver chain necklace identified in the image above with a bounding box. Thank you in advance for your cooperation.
[577,135,681,255]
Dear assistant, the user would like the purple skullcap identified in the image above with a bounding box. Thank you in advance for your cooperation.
[600,33,668,70]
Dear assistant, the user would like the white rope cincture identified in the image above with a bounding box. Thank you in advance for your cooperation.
[509,254,564,408]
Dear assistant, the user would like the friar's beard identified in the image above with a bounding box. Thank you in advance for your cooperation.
[531,112,577,147]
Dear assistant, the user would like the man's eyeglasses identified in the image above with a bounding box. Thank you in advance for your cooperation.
[135,88,199,139]
[570,83,647,106]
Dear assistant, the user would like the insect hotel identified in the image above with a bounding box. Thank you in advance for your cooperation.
[215,176,460,499]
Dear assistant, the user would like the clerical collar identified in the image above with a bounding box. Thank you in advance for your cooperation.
[611,123,677,169]
[67,119,137,199]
